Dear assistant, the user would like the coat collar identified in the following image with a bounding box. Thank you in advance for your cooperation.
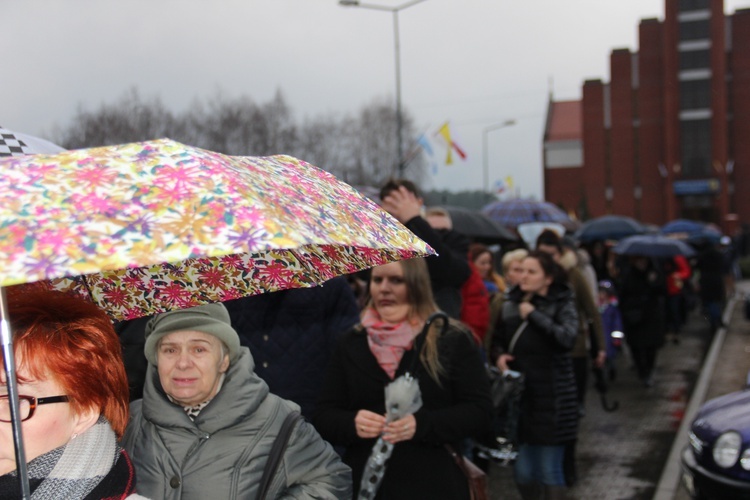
[141,347,270,434]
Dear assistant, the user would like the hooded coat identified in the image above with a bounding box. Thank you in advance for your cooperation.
[492,283,579,445]
[122,348,351,500]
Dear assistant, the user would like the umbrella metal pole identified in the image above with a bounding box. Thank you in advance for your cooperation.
[0,288,31,499]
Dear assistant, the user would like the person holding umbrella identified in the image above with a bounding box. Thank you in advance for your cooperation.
[122,302,351,499]
[0,289,145,499]
[379,179,471,319]
[313,258,492,499]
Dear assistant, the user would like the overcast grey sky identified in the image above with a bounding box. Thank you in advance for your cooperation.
[4,0,748,199]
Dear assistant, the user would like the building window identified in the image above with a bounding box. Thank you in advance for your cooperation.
[680,119,712,177]
[679,49,711,70]
[680,79,712,109]
[679,20,710,40]
[679,0,710,11]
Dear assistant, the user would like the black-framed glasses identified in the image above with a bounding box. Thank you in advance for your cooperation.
[0,395,70,422]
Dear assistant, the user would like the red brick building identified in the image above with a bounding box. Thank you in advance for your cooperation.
[544,0,750,232]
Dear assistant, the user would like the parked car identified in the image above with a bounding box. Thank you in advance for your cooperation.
[681,388,750,499]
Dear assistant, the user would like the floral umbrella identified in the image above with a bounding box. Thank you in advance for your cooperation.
[0,138,434,497]
[0,138,433,320]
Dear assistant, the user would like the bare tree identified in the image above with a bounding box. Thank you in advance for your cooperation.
[53,88,177,149]
[50,87,427,188]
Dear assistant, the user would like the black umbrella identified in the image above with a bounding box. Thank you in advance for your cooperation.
[440,205,518,243]
[575,215,646,243]
[612,234,696,258]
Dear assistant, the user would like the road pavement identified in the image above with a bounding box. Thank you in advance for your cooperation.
[487,282,750,499]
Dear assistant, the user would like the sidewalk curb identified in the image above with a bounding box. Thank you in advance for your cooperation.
[652,295,739,500]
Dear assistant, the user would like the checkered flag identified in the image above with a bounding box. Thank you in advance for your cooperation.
[0,126,64,156]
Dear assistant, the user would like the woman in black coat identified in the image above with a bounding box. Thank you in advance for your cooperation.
[313,258,492,500]
[616,255,666,386]
[491,251,579,500]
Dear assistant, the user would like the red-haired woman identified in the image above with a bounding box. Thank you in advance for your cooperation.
[0,290,146,499]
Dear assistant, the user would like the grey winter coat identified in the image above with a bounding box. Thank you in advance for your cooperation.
[122,348,352,500]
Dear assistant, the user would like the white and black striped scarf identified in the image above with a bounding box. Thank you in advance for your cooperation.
[0,416,126,500]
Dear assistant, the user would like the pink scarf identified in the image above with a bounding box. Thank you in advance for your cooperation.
[362,308,421,379]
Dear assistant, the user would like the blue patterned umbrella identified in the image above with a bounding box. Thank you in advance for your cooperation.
[481,199,572,229]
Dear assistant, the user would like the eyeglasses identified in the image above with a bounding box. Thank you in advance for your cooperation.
[0,395,70,422]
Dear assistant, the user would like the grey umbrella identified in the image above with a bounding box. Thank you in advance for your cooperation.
[439,205,518,243]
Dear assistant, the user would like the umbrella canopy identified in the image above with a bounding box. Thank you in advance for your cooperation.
[481,198,573,229]
[438,205,518,243]
[1,138,433,320]
[575,215,647,243]
[660,218,722,244]
[0,126,65,156]
[611,234,696,258]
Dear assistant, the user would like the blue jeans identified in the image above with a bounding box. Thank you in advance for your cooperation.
[514,443,566,486]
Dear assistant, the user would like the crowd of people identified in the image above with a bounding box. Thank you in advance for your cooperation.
[0,175,743,500]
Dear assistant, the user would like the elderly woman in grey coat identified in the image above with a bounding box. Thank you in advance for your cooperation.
[121,303,351,500]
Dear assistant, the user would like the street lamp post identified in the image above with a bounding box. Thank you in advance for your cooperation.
[339,0,427,176]
[482,119,516,193]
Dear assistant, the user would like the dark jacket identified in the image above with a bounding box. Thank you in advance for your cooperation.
[404,216,471,318]
[616,262,666,349]
[313,322,492,500]
[695,245,726,303]
[491,283,579,445]
[224,277,360,419]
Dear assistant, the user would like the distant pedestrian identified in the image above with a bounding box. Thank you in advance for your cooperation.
[598,280,624,381]
[615,256,666,387]
[424,207,490,344]
[380,179,471,319]
[663,255,691,344]
[694,241,726,333]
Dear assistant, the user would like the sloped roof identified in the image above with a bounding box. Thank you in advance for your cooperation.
[546,100,582,141]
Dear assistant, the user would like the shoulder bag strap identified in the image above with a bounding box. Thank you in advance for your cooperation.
[507,321,528,355]
[256,411,303,500]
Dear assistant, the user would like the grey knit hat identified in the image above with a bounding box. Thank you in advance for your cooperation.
[144,303,241,365]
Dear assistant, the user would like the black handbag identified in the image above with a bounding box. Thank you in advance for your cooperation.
[489,321,527,444]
